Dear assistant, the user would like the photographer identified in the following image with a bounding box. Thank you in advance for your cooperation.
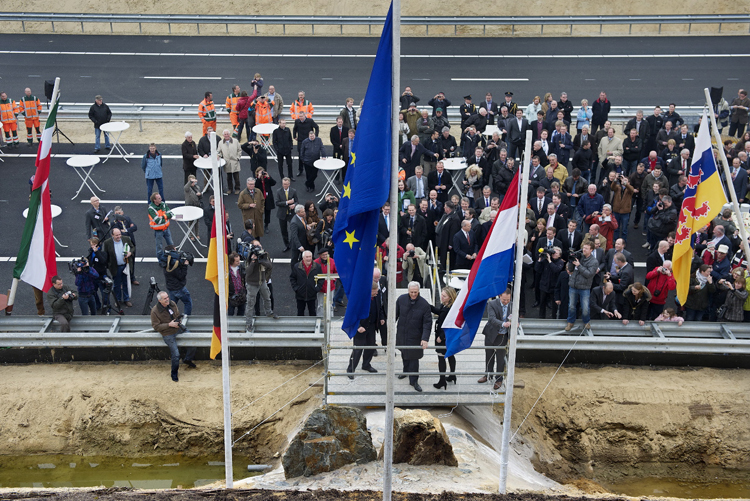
[245,240,279,322]
[227,252,247,317]
[646,194,678,251]
[47,275,76,332]
[254,166,276,234]
[161,245,193,316]
[402,243,428,286]
[72,257,100,316]
[150,291,197,382]
[319,193,339,214]
[537,246,565,319]
[87,237,110,313]
[645,260,677,319]
[565,242,599,331]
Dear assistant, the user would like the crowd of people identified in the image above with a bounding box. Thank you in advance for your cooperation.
[16,80,750,382]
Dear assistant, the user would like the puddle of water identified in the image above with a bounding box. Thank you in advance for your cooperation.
[602,476,750,499]
[0,454,259,488]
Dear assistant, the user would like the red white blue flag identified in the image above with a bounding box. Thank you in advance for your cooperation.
[441,170,520,357]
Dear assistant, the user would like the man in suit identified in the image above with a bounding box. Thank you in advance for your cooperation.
[452,220,477,269]
[645,240,670,274]
[728,156,749,203]
[606,252,634,300]
[623,110,650,141]
[406,166,429,204]
[274,177,297,252]
[552,124,574,167]
[531,111,547,143]
[480,289,511,390]
[400,135,436,179]
[435,201,461,273]
[676,125,695,155]
[479,92,499,125]
[550,193,570,220]
[377,203,392,246]
[466,146,490,182]
[346,281,384,378]
[544,203,567,233]
[479,196,501,224]
[288,204,308,266]
[667,149,692,186]
[656,121,679,153]
[506,108,529,160]
[560,219,584,260]
[329,116,349,160]
[604,238,633,270]
[399,204,427,250]
[103,228,135,308]
[590,282,621,320]
[418,199,438,248]
[427,161,453,203]
[474,186,495,213]
[531,187,551,221]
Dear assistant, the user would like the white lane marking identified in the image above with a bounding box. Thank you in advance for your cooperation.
[28,74,40,77]
[321,78,333,80]
[143,76,222,80]
[682,78,694,81]
[1,50,749,59]
[451,78,529,81]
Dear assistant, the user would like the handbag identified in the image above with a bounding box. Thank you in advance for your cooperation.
[716,304,728,320]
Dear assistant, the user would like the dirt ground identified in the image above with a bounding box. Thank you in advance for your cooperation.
[0,488,634,501]
[0,362,748,490]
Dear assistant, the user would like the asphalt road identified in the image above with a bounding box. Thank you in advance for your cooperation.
[0,32,734,317]
[0,34,747,106]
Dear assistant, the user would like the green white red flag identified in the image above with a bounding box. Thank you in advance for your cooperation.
[13,85,59,292]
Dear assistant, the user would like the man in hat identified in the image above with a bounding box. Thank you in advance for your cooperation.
[459,95,477,131]
[503,92,517,116]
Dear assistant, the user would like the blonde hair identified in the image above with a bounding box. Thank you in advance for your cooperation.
[442,286,457,306]
[254,72,261,79]
[187,174,197,182]
[465,165,483,179]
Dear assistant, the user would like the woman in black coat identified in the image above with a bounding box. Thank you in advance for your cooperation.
[254,167,276,232]
[621,282,652,326]
[432,286,457,390]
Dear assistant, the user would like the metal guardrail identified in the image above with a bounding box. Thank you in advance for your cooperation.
[46,103,708,130]
[0,315,323,348]
[1,13,749,36]
[1,316,747,355]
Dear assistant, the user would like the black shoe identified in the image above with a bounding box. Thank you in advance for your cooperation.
[184,360,197,369]
[532,302,540,308]
[433,379,447,390]
[348,374,354,380]
[290,177,296,182]
[106,145,112,150]
[283,245,290,252]
[94,148,100,153]
[446,375,457,384]
[171,375,179,382]
[363,366,378,373]
[398,375,407,380]
[413,383,422,392]
[297,171,303,177]
[372,350,378,357]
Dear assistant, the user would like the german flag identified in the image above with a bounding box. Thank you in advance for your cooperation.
[205,211,228,359]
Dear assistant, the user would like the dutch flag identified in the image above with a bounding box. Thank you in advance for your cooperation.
[441,170,520,358]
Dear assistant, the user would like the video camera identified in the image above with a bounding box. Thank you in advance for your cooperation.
[164,249,194,267]
[238,240,267,261]
[68,257,89,274]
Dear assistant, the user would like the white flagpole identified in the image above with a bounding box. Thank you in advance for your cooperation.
[210,131,233,488]
[499,130,533,493]
[703,88,750,269]
[383,2,400,501]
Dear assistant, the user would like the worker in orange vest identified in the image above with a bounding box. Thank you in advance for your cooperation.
[225,85,241,137]
[198,91,216,137]
[289,91,314,120]
[255,95,274,126]
[18,87,42,146]
[0,91,20,148]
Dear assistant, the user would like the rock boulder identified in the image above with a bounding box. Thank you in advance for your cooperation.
[282,406,377,478]
[378,408,458,466]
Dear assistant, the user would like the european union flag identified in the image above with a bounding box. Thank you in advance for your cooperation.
[332,4,393,338]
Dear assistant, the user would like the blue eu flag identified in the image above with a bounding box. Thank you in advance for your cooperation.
[332,4,393,338]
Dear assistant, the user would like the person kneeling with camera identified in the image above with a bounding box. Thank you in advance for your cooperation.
[47,275,76,331]
[150,291,196,382]
[162,245,193,317]
[245,240,279,324]
[72,257,100,316]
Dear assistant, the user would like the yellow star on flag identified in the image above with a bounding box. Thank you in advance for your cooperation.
[343,230,360,249]
[342,182,352,199]
[349,152,356,167]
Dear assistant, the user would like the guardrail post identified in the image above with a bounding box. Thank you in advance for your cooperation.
[51,21,55,33]
[21,20,25,32]
[169,23,172,34]
[110,22,113,33]
[196,23,200,34]
[139,119,143,132]
[139,22,142,34]
[81,21,84,33]
[226,23,229,34]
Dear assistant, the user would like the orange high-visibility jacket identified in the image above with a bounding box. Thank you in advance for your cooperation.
[19,95,42,118]
[289,99,314,120]
[198,98,216,122]
[0,99,19,123]
[255,100,273,125]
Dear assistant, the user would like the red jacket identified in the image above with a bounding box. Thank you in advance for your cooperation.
[235,88,259,121]
[646,266,676,305]
[314,257,337,293]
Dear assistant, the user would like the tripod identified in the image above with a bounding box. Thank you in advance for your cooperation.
[102,289,125,315]
[52,119,74,145]
[141,277,162,315]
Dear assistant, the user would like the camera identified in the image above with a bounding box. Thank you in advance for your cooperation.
[165,249,194,267]
[68,257,89,274]
[320,227,333,248]
[570,250,583,261]
[538,247,551,258]
[101,275,114,295]
[249,244,267,259]
[149,276,157,286]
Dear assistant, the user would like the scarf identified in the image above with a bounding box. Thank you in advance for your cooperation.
[695,270,708,288]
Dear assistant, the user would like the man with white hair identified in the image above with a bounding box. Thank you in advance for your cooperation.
[85,196,110,240]
[289,250,323,316]
[150,290,197,382]
[288,204,308,266]
[395,282,432,392]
